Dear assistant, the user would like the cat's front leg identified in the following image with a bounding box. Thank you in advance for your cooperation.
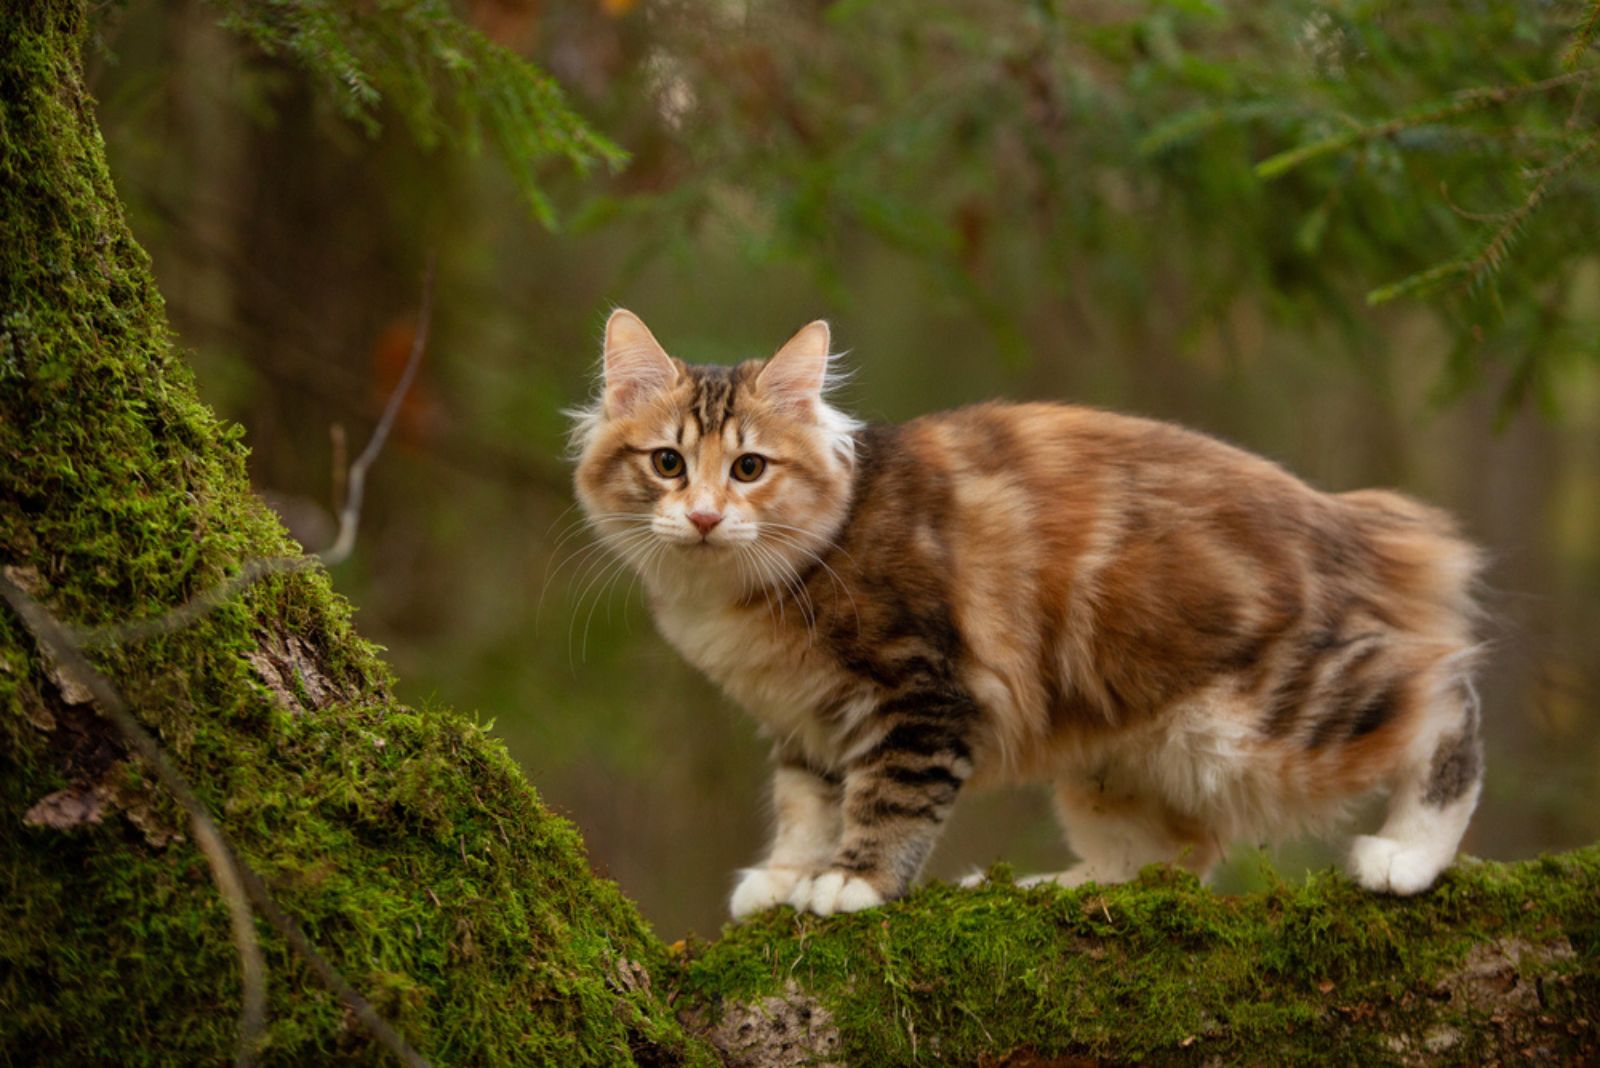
[789,705,974,916]
[729,763,841,919]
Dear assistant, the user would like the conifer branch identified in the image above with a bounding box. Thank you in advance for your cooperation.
[204,0,625,225]
[1367,130,1600,304]
[1255,68,1595,180]
[1564,0,1600,69]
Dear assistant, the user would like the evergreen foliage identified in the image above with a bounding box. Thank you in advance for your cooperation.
[571,0,1600,410]
[206,0,624,224]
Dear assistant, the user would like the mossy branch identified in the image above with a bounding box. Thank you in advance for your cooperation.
[672,856,1600,1065]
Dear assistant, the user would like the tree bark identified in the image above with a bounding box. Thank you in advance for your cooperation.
[1,3,1596,1066]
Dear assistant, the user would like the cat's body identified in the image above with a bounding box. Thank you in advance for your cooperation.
[572,311,1484,918]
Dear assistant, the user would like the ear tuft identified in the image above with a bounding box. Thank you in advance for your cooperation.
[602,309,678,417]
[757,320,831,409]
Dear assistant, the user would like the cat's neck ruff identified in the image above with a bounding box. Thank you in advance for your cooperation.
[640,549,751,606]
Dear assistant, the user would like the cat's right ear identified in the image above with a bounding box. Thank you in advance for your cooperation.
[602,309,678,417]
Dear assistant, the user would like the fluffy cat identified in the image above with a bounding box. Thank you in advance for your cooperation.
[570,310,1485,919]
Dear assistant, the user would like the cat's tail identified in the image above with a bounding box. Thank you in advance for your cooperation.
[1338,488,1486,648]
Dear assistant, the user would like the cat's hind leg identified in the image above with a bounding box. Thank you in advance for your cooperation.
[1348,681,1482,895]
[1022,780,1219,889]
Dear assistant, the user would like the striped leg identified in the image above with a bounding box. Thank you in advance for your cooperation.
[789,693,975,916]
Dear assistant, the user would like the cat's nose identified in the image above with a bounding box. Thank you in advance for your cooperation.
[688,511,723,537]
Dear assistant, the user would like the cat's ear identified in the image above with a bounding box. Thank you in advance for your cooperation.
[757,320,831,411]
[602,309,678,417]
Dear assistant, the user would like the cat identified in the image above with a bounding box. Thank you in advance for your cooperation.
[570,309,1485,919]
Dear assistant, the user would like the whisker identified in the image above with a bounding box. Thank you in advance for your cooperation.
[749,540,816,646]
[567,530,657,669]
[758,528,860,636]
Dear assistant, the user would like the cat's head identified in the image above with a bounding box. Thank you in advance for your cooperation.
[570,310,860,596]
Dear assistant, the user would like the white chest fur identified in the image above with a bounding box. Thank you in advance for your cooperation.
[650,594,859,762]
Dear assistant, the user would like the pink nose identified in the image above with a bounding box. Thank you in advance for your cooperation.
[688,511,723,537]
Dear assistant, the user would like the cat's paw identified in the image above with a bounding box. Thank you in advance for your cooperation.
[957,868,988,889]
[1348,835,1444,896]
[730,867,804,919]
[1018,864,1102,888]
[788,870,884,916]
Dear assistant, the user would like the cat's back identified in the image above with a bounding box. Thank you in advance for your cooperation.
[898,400,1314,508]
[878,399,1466,563]
[831,400,1480,781]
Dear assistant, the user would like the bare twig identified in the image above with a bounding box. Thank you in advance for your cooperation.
[0,571,432,1068]
[330,424,349,514]
[1,570,268,1068]
[78,555,320,648]
[77,256,436,649]
[322,257,435,567]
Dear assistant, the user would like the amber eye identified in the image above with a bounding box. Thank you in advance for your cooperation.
[651,448,686,479]
[731,454,767,482]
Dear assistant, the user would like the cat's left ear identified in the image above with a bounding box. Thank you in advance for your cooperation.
[602,309,678,417]
[757,320,831,412]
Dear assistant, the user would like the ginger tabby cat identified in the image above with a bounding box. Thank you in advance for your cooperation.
[571,311,1484,918]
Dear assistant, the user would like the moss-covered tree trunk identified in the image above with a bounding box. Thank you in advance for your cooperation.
[0,3,703,1063]
[1,2,1597,1066]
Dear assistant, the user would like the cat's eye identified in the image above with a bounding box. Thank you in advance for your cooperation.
[731,454,767,482]
[651,448,686,479]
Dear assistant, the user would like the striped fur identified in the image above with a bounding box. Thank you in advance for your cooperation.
[572,312,1486,917]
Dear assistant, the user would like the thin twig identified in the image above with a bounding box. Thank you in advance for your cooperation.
[77,555,320,648]
[322,256,435,567]
[330,424,348,514]
[77,256,436,648]
[1,571,268,1068]
[0,571,432,1068]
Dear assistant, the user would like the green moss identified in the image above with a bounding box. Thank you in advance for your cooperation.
[0,3,709,1063]
[673,851,1600,1064]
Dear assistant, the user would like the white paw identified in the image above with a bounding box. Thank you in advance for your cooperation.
[1017,871,1067,888]
[730,867,803,919]
[1020,864,1102,888]
[957,868,987,889]
[1348,835,1444,896]
[788,870,884,916]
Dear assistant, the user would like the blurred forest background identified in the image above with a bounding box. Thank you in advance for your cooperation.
[88,0,1600,937]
